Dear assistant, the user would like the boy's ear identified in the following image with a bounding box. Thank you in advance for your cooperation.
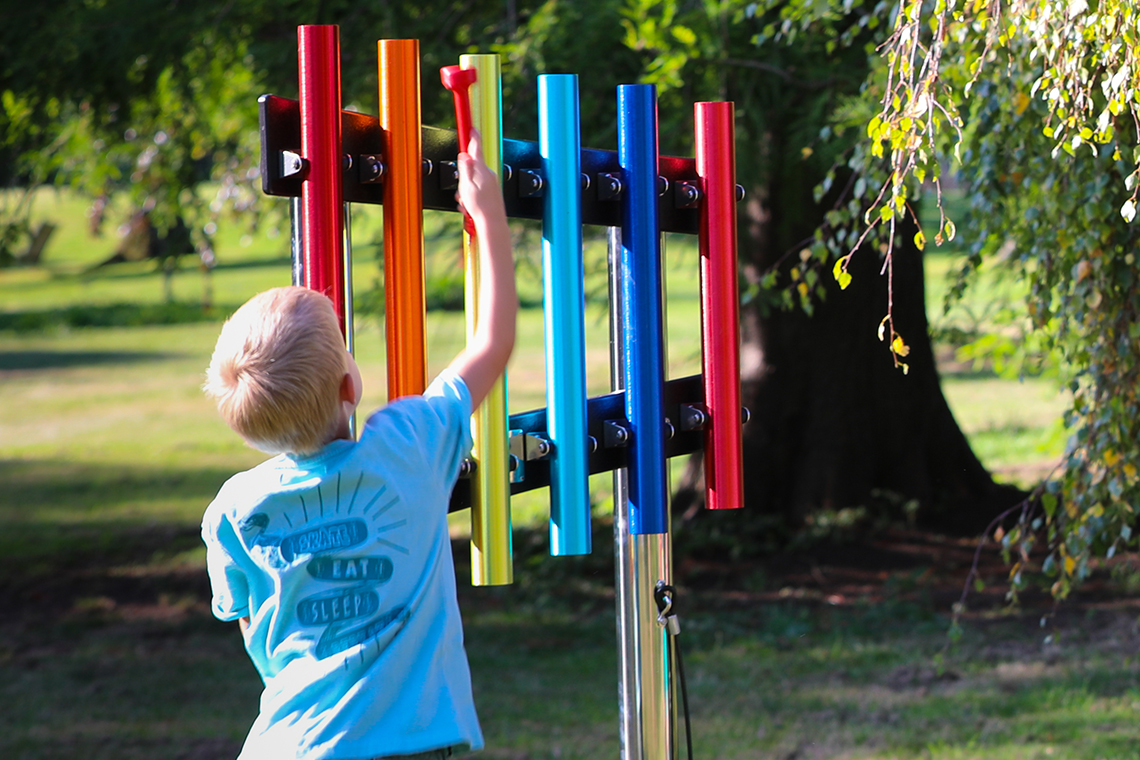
[339,371,357,404]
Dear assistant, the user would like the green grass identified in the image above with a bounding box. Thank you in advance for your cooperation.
[0,186,1111,760]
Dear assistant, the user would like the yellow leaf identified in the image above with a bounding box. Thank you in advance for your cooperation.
[1063,555,1076,576]
[914,230,926,251]
[801,146,813,159]
[1105,449,1121,466]
[1014,92,1030,116]
[891,335,911,357]
[1124,463,1138,480]
[797,282,809,297]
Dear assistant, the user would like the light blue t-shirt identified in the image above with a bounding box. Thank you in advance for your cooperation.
[201,370,482,760]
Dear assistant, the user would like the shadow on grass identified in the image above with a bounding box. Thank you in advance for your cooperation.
[0,349,180,371]
[0,459,243,623]
[0,302,234,332]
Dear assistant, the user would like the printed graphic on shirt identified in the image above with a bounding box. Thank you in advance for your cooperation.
[307,555,393,582]
[280,518,367,562]
[237,472,412,659]
[297,585,381,625]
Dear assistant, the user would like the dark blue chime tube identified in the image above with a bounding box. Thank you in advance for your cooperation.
[617,84,668,536]
[538,74,592,556]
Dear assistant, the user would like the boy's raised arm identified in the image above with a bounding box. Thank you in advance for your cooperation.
[447,131,518,409]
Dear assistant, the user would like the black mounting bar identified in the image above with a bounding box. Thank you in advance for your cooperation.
[447,374,706,512]
[258,94,708,235]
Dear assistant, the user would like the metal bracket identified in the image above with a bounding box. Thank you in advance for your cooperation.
[679,403,708,431]
[673,181,701,209]
[439,161,458,190]
[516,168,545,198]
[508,430,554,483]
[603,419,631,448]
[358,154,384,183]
[281,150,308,179]
[596,172,623,201]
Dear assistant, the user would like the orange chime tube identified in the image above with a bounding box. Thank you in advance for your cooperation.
[379,39,427,399]
[297,25,346,335]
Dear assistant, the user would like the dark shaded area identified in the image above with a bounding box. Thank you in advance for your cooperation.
[0,302,229,332]
[0,349,180,372]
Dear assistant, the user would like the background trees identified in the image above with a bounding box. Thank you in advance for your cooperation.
[6,0,1128,587]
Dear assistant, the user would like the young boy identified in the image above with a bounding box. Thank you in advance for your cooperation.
[201,133,515,760]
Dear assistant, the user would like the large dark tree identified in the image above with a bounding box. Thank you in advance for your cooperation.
[621,1,1025,536]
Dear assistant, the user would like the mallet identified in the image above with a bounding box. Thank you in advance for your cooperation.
[440,65,477,235]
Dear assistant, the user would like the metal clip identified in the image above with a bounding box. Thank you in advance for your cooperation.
[736,184,746,202]
[458,458,477,478]
[742,406,752,424]
[281,151,308,180]
[654,581,681,634]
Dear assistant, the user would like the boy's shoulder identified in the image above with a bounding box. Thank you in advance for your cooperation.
[203,456,290,524]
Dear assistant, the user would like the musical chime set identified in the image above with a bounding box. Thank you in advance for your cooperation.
[260,25,746,760]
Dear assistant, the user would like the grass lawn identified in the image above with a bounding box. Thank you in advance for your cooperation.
[0,188,1122,760]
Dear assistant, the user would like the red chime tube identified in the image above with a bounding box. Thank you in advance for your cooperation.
[695,101,743,511]
[298,25,346,335]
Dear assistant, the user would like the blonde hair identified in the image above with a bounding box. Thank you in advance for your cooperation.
[204,286,347,455]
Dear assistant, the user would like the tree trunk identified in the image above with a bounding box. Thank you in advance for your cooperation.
[676,170,1025,538]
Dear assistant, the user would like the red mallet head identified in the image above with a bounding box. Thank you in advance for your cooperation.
[440,65,478,235]
[440,65,477,153]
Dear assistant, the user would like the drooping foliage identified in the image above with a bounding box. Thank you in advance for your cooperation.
[854,0,1140,599]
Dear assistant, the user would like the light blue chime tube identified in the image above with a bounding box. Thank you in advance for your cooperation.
[538,74,592,556]
[617,84,668,536]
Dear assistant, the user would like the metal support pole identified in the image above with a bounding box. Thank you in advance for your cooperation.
[290,196,304,287]
[344,201,356,438]
[610,220,674,760]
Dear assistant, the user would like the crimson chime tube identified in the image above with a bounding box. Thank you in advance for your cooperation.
[298,25,347,335]
[694,102,743,510]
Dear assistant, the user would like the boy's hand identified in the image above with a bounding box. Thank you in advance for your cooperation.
[456,130,507,232]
